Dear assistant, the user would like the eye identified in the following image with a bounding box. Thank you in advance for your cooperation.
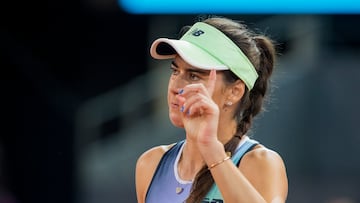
[170,67,180,75]
[189,73,200,81]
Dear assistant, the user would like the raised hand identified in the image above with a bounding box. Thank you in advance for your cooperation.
[176,69,221,148]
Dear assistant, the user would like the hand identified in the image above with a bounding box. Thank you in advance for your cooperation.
[176,69,220,149]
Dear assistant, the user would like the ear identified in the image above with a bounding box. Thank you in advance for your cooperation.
[227,80,245,104]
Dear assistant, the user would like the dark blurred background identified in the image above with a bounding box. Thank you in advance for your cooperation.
[1,0,360,203]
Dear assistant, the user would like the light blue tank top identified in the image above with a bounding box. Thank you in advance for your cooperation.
[145,138,258,203]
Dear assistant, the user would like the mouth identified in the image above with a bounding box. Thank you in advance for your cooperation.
[170,102,179,110]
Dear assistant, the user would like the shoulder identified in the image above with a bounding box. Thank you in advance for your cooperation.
[135,143,177,203]
[136,142,178,177]
[242,144,285,167]
[239,144,288,201]
[240,144,287,177]
[136,143,175,168]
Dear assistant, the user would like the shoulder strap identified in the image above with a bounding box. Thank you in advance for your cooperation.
[232,139,258,166]
[202,139,258,203]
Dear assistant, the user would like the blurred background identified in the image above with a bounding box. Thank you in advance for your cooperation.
[1,0,360,203]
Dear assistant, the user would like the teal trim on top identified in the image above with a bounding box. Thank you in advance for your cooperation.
[118,0,360,14]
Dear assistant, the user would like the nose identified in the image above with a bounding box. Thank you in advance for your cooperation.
[168,74,188,95]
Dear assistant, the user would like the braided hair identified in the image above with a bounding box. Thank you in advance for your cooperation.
[181,16,277,203]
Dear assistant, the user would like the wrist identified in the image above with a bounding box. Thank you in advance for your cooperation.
[207,155,231,170]
[200,140,228,166]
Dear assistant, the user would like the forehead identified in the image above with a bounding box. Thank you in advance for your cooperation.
[172,56,210,73]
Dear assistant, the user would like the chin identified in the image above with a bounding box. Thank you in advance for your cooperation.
[169,113,184,128]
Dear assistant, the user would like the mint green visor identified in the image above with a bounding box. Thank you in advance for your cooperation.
[150,22,258,90]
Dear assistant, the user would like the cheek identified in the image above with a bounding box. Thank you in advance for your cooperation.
[212,85,227,107]
[167,78,184,128]
[167,79,172,103]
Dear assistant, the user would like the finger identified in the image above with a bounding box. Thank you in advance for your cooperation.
[175,93,186,107]
[207,69,216,97]
[177,83,206,98]
[187,101,205,117]
[181,94,208,115]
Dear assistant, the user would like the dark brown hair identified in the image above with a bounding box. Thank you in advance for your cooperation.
[180,16,277,203]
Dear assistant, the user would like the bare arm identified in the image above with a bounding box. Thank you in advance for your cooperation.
[208,145,288,203]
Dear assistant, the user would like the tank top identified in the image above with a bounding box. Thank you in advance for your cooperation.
[145,137,259,203]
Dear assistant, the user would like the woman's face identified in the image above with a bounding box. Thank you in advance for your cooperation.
[167,56,228,128]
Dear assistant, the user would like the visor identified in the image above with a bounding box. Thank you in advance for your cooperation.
[150,22,258,90]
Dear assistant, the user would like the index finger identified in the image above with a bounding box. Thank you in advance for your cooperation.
[207,69,216,97]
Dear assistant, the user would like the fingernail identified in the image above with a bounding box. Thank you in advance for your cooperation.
[186,110,190,115]
[178,89,184,94]
[180,106,184,112]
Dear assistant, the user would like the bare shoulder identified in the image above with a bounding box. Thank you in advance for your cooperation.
[135,143,177,203]
[136,143,175,168]
[239,144,288,202]
[136,142,178,178]
[241,144,286,168]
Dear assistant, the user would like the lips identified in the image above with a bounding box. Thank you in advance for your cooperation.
[170,102,179,110]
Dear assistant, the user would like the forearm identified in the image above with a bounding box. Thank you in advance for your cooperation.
[209,161,267,203]
[199,140,266,203]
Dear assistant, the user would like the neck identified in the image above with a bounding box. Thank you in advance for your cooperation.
[177,141,204,181]
[217,115,238,144]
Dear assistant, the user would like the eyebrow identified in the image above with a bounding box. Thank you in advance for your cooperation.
[171,61,210,75]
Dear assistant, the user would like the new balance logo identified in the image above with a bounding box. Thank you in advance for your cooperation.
[191,28,205,36]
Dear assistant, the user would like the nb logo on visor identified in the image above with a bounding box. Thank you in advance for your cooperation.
[190,28,205,36]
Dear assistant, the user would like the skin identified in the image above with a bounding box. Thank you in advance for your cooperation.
[135,56,288,203]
